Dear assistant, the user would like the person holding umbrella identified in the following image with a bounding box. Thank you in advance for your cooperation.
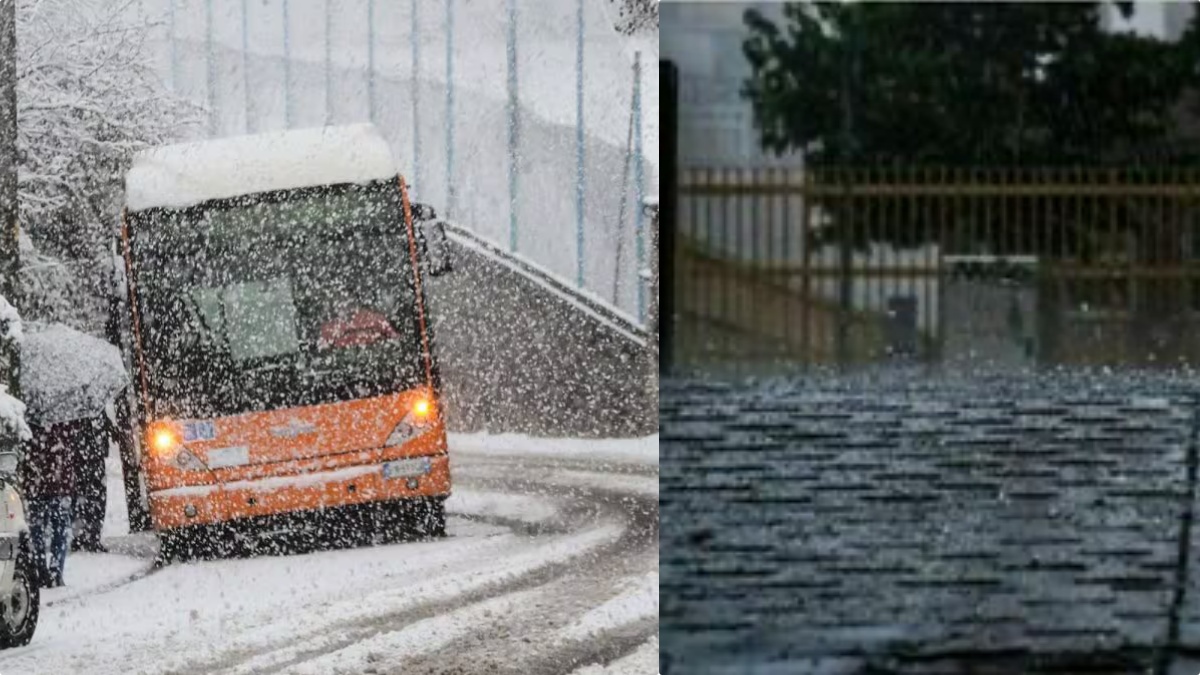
[20,417,77,587]
[18,321,128,578]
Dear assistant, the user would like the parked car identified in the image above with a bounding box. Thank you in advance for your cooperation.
[0,309,39,648]
[0,438,38,648]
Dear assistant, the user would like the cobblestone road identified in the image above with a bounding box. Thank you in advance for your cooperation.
[660,374,1200,674]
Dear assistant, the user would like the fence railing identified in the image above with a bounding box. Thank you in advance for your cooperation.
[675,166,1200,372]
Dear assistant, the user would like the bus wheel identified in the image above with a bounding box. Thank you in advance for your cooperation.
[412,499,446,539]
[158,527,217,564]
[0,545,40,648]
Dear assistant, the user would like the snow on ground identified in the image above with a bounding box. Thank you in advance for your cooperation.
[275,588,545,675]
[0,520,619,674]
[451,432,659,467]
[572,636,659,675]
[560,571,658,642]
[446,489,558,524]
[0,433,654,674]
[550,469,660,497]
[42,552,148,606]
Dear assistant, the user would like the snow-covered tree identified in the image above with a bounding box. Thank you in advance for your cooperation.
[609,0,657,34]
[0,293,29,444]
[16,0,200,329]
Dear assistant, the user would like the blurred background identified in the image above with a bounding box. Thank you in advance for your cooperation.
[660,1,1200,377]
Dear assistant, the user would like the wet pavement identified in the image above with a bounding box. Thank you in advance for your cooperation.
[660,373,1200,674]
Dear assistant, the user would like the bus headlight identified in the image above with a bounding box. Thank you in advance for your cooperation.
[385,397,435,447]
[147,421,182,455]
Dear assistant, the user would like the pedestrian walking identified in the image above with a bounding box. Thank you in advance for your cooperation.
[21,418,79,588]
[71,403,115,553]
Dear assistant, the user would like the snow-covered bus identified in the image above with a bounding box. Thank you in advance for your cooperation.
[113,124,453,560]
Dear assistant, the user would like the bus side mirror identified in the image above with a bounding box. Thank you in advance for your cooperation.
[419,221,453,276]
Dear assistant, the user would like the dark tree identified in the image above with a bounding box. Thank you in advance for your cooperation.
[742,3,1200,363]
[742,2,1197,166]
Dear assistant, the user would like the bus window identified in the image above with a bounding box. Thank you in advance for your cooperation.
[131,185,424,419]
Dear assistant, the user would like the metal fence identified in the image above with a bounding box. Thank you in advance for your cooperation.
[133,0,656,322]
[674,166,1200,372]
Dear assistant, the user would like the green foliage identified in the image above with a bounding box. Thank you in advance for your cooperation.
[743,2,1199,165]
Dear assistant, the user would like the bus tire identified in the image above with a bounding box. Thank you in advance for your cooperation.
[158,526,217,565]
[0,542,40,648]
[413,498,446,539]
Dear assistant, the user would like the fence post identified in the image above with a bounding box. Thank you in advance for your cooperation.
[506,0,520,252]
[325,0,333,126]
[660,60,677,377]
[411,0,421,192]
[647,202,659,407]
[633,51,645,323]
[575,0,585,288]
[836,9,861,368]
[242,0,252,133]
[205,0,217,136]
[367,0,376,124]
[445,0,455,218]
[283,0,292,128]
[169,0,179,91]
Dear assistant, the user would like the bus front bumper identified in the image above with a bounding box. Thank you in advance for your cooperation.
[147,453,451,530]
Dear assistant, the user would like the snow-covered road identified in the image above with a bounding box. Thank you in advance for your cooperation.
[0,434,658,675]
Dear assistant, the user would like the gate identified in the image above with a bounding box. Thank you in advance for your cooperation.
[674,166,1200,372]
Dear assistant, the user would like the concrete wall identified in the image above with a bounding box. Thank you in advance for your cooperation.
[426,224,654,439]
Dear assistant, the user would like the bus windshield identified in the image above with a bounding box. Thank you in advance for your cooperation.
[129,183,425,419]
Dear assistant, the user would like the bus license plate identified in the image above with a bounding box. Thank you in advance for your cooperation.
[383,458,431,479]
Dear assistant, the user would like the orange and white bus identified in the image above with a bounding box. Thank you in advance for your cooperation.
[112,124,453,560]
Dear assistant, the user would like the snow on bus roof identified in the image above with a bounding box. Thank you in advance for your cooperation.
[125,124,398,212]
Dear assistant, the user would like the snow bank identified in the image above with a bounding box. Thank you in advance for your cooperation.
[450,433,659,467]
[125,123,396,212]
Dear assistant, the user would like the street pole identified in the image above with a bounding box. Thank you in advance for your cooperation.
[836,7,859,369]
[660,60,677,377]
[0,0,20,401]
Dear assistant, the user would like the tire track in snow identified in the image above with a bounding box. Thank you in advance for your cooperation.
[193,455,658,675]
